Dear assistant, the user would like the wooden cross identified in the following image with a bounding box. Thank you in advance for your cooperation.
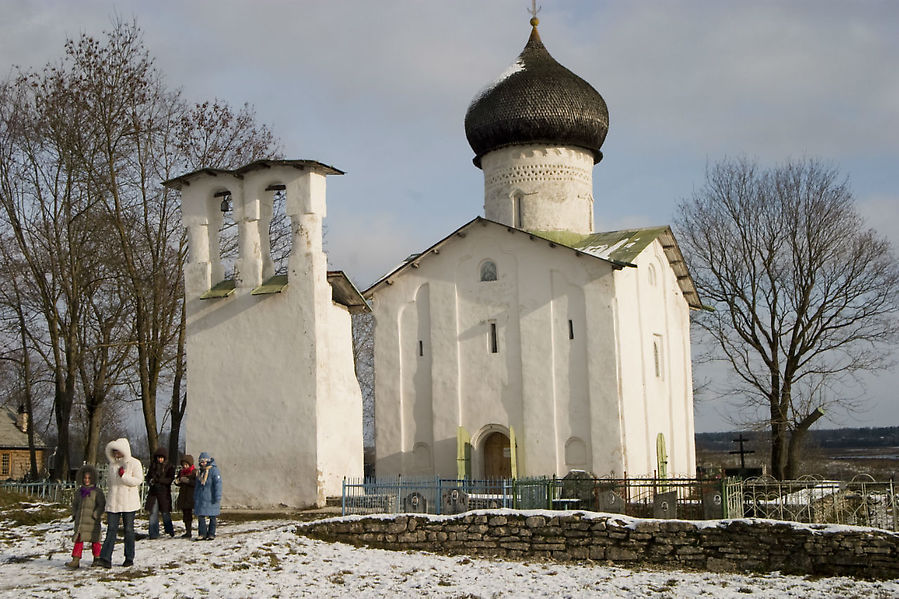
[729,433,756,470]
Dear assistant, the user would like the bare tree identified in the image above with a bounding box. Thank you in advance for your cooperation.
[55,21,279,455]
[0,236,46,478]
[0,20,280,469]
[351,313,375,448]
[0,70,105,478]
[676,158,899,478]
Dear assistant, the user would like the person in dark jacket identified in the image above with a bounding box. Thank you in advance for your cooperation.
[66,464,105,569]
[145,446,175,538]
[175,454,197,538]
[193,452,222,541]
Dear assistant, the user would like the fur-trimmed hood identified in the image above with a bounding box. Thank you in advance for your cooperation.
[105,437,133,464]
[103,437,143,513]
[76,463,99,487]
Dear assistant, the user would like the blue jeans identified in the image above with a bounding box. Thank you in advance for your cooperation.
[100,511,135,563]
[197,515,217,538]
[148,499,174,538]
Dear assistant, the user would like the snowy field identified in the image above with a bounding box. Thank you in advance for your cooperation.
[2,509,898,598]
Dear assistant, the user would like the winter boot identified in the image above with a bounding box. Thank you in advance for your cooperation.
[64,557,80,569]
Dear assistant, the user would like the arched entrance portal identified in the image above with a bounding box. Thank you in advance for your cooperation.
[483,432,512,479]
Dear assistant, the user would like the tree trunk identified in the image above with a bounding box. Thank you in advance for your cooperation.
[168,304,187,462]
[84,397,104,465]
[785,407,826,479]
[769,391,789,479]
[52,384,73,481]
[16,307,39,480]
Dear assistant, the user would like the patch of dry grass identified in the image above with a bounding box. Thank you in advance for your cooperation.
[0,489,68,526]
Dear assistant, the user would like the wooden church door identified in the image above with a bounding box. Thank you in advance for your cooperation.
[483,432,512,479]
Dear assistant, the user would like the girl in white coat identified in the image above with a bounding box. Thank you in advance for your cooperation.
[95,438,143,568]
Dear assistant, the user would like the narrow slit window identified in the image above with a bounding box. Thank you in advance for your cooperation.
[653,335,664,379]
[513,194,522,228]
[568,319,575,340]
[489,321,498,354]
[418,340,423,357]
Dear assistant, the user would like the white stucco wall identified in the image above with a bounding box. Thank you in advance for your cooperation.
[481,145,596,235]
[612,239,696,477]
[182,165,363,509]
[371,224,695,480]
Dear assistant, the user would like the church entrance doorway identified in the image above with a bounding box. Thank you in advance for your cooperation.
[483,432,512,479]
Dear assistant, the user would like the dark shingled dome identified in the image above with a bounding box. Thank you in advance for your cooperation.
[464,26,609,168]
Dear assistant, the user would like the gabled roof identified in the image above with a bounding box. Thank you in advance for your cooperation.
[327,271,371,314]
[364,218,701,309]
[533,227,701,308]
[0,408,49,450]
[161,159,344,190]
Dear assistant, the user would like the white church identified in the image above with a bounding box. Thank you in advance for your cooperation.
[169,17,698,508]
[365,20,699,482]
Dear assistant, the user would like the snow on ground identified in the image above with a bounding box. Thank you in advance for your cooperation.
[1,514,898,598]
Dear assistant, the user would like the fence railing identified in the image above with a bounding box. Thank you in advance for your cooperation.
[0,481,78,504]
[724,475,898,531]
[341,475,726,520]
[343,474,899,532]
[1,479,181,509]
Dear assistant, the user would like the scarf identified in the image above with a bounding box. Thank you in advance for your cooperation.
[198,466,210,485]
[179,464,196,478]
[79,486,95,498]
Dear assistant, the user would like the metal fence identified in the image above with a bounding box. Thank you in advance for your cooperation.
[341,476,726,519]
[0,481,78,504]
[724,475,898,531]
[1,478,181,508]
[343,474,899,532]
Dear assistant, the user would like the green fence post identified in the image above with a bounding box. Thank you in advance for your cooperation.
[721,477,728,519]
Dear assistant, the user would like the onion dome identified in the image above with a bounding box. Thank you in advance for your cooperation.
[464,21,609,167]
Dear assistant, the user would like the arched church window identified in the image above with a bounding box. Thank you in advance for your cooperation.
[480,260,497,282]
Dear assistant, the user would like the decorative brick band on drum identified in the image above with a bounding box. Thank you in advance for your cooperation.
[298,510,899,579]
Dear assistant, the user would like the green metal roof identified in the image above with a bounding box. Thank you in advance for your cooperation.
[251,274,289,295]
[531,227,669,265]
[200,272,370,313]
[200,279,236,300]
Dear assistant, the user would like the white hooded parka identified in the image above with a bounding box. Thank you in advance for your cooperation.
[104,438,143,513]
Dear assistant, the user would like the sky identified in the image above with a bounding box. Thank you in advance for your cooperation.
[1,1,897,433]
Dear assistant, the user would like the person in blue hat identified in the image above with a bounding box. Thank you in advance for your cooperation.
[193,452,222,540]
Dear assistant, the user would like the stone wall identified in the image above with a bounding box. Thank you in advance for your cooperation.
[298,510,899,579]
